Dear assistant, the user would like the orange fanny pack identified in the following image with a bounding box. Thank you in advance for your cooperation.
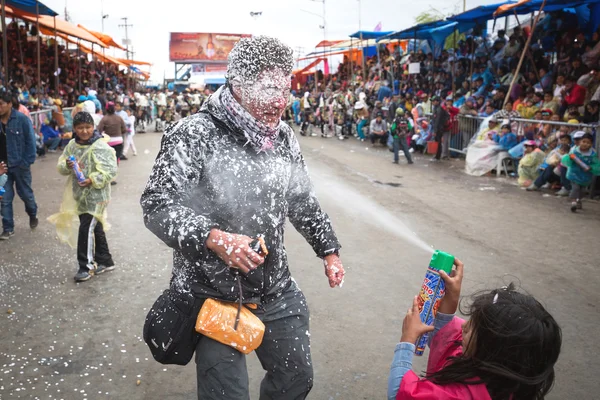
[195,298,265,355]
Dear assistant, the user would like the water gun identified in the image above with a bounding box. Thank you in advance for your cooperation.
[570,154,591,172]
[68,155,86,183]
[415,250,455,356]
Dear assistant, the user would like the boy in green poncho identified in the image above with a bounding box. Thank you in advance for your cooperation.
[50,112,118,282]
[561,132,600,212]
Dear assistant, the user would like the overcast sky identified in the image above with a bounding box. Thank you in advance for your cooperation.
[42,0,500,83]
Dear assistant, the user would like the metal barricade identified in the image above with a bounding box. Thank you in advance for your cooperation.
[450,115,484,155]
[29,107,74,133]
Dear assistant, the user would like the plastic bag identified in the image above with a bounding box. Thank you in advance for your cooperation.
[195,299,264,355]
[465,141,503,176]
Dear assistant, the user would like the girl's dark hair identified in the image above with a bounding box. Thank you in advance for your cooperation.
[427,283,562,400]
[106,104,115,115]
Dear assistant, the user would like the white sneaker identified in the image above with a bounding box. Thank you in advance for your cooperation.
[133,152,138,156]
[556,188,569,197]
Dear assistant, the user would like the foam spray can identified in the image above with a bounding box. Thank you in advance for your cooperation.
[0,187,5,197]
[68,155,86,183]
[415,250,455,356]
[570,154,591,172]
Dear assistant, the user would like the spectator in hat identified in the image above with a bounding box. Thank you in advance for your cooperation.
[475,116,500,142]
[369,111,388,146]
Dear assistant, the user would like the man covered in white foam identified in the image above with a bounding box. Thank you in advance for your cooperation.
[141,35,345,399]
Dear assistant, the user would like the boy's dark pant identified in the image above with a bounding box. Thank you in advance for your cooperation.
[77,213,114,270]
[195,284,312,400]
[393,136,413,163]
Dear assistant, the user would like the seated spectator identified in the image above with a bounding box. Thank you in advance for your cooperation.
[475,116,500,141]
[518,140,546,187]
[479,103,496,118]
[541,91,559,115]
[494,124,518,150]
[411,119,431,153]
[40,119,62,153]
[582,100,600,123]
[369,112,388,145]
[559,75,586,117]
[531,91,544,108]
[527,140,570,191]
[517,98,539,119]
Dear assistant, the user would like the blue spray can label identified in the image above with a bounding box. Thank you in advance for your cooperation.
[68,155,86,183]
[0,187,5,196]
[415,250,455,356]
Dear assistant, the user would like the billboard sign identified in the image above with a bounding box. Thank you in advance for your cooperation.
[169,32,251,63]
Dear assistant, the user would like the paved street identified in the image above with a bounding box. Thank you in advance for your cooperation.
[1,129,599,400]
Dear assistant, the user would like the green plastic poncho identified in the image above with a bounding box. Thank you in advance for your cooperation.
[518,149,545,186]
[48,136,117,248]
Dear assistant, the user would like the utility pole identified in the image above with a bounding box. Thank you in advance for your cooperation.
[101,0,109,32]
[119,17,133,92]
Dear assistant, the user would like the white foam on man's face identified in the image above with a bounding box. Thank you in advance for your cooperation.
[237,69,290,129]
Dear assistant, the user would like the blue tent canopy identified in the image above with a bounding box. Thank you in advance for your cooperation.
[349,31,394,40]
[378,20,451,41]
[204,77,226,85]
[447,1,516,24]
[517,0,600,14]
[5,0,58,16]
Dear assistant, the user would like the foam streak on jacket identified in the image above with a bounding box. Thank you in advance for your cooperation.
[141,88,340,303]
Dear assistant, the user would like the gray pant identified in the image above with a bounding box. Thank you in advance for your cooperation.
[195,283,312,400]
[441,132,450,158]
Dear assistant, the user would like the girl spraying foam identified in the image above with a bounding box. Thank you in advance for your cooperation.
[388,260,562,400]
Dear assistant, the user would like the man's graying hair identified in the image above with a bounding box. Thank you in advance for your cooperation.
[226,36,294,85]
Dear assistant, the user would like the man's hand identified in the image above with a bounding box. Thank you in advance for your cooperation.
[400,296,435,344]
[323,254,345,288]
[206,229,265,274]
[0,161,7,175]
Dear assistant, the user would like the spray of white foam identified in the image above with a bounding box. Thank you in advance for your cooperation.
[310,168,434,254]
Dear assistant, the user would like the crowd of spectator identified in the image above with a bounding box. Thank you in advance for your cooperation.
[1,19,132,111]
[289,10,600,207]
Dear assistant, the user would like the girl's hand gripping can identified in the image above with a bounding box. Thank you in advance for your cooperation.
[415,250,455,356]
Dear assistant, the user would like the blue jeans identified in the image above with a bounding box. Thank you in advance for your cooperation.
[357,119,367,139]
[44,137,61,150]
[393,136,413,163]
[1,165,38,232]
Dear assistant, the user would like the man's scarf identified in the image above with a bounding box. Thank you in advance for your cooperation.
[220,86,281,153]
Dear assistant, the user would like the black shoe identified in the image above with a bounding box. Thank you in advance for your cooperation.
[120,155,128,161]
[110,181,117,186]
[0,231,14,240]
[408,160,414,164]
[74,268,93,282]
[570,202,578,213]
[30,216,39,229]
[95,264,116,275]
[392,160,399,164]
